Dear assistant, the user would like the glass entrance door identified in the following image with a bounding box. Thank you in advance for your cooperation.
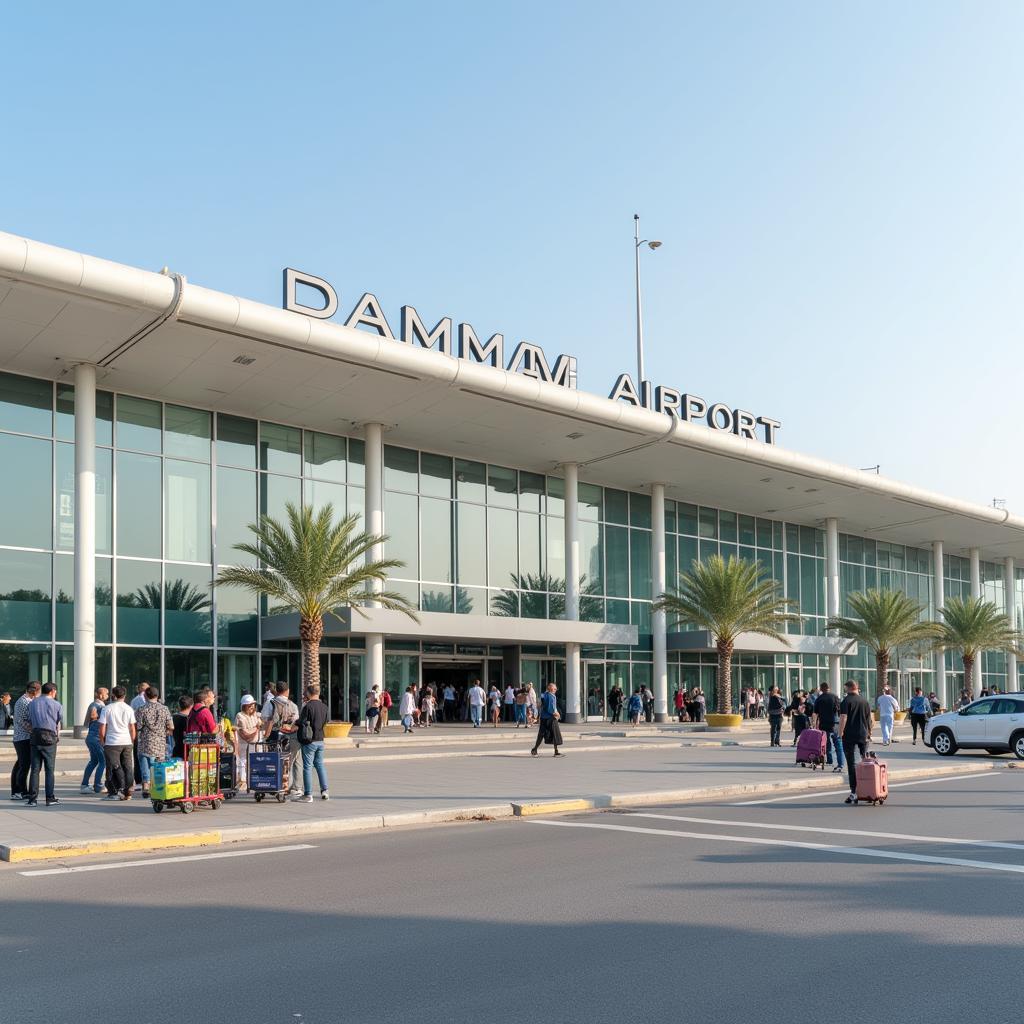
[584,663,605,720]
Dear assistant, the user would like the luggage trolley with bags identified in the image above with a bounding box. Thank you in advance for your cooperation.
[151,732,224,814]
[247,738,292,803]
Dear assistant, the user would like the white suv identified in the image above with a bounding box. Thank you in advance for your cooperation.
[925,695,1024,758]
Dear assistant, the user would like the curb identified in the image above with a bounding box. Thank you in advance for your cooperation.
[1,762,997,864]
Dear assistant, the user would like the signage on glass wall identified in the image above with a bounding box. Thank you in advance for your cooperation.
[283,269,780,444]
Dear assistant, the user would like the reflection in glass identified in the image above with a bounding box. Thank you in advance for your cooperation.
[165,459,211,562]
[0,433,51,549]
[487,507,517,587]
[217,467,257,565]
[218,652,256,714]
[116,558,161,644]
[260,474,301,526]
[420,587,454,613]
[455,459,485,503]
[115,646,160,693]
[260,422,301,474]
[55,555,113,643]
[163,565,213,646]
[216,414,257,468]
[384,491,418,578]
[56,443,112,554]
[116,452,161,557]
[165,405,211,461]
[384,446,418,492]
[0,549,51,640]
[304,431,346,482]
[216,579,258,648]
[55,646,113,714]
[456,504,486,586]
[116,395,162,452]
[0,371,51,436]
[420,452,452,498]
[420,498,452,583]
[165,649,213,708]
[56,385,113,445]
[307,480,346,522]
[348,438,365,486]
[518,471,545,513]
[0,642,51,692]
[487,465,517,507]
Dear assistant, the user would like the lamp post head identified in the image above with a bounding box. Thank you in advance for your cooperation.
[648,240,662,250]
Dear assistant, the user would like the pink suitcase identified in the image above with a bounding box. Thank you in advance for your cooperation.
[795,728,827,770]
[855,754,888,805]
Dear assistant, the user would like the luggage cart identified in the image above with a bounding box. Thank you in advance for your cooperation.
[247,739,292,804]
[219,747,239,800]
[152,733,223,814]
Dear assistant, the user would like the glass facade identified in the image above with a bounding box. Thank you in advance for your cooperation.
[0,367,1017,715]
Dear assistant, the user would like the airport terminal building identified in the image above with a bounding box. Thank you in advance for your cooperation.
[1,230,1023,729]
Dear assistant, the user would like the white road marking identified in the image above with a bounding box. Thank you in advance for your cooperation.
[734,771,993,804]
[18,844,315,876]
[630,813,1024,852]
[528,820,1024,874]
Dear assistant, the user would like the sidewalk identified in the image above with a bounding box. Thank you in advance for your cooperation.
[1,734,996,863]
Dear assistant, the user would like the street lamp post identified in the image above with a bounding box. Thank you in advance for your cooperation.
[633,213,662,385]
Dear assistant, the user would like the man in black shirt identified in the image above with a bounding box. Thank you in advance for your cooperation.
[838,679,873,803]
[294,684,330,803]
[766,686,786,747]
[813,682,844,774]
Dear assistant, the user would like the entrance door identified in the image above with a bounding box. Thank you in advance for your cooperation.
[421,661,484,723]
[584,662,605,720]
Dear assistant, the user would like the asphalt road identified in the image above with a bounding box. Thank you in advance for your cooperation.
[4,768,1021,1024]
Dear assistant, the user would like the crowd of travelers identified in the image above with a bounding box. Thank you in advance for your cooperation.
[382,680,543,732]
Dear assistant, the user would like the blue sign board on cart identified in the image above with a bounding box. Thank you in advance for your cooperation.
[248,750,283,792]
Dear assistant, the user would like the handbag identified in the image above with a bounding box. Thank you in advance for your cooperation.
[32,727,58,746]
[299,716,314,744]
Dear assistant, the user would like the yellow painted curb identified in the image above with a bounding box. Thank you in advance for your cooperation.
[1,830,221,864]
[513,798,595,817]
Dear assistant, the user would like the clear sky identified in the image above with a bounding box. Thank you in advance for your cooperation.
[3,2,1022,509]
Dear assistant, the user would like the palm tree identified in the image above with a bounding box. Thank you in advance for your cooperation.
[934,595,1023,699]
[215,502,417,690]
[826,589,941,696]
[653,554,798,715]
[131,579,212,611]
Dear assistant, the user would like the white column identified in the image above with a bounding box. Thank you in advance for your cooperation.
[1005,557,1017,691]
[363,423,384,708]
[651,483,668,721]
[824,517,841,692]
[563,464,581,723]
[73,364,96,737]
[969,547,981,600]
[933,541,947,708]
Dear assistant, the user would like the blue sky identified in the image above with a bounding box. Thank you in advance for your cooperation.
[3,2,1022,508]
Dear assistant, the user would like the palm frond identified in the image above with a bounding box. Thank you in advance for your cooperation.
[936,596,1024,659]
[826,589,941,656]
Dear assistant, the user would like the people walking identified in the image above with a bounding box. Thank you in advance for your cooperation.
[0,691,12,731]
[134,687,172,798]
[787,691,810,745]
[641,685,654,723]
[171,694,192,759]
[375,687,392,733]
[627,689,643,726]
[767,686,786,747]
[674,688,685,722]
[26,681,63,807]
[128,681,150,790]
[487,684,501,726]
[838,679,873,804]
[525,683,538,725]
[364,684,381,734]
[442,683,456,722]
[812,682,844,773]
[514,685,528,727]
[608,684,624,724]
[400,686,417,733]
[467,678,486,727]
[10,681,40,801]
[79,686,109,794]
[876,688,900,745]
[694,688,707,723]
[262,682,300,793]
[99,686,137,801]
[503,683,516,722]
[530,682,564,757]
[294,684,330,802]
[908,687,931,745]
[234,694,262,786]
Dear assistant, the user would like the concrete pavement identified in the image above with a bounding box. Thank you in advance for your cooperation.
[1,732,1001,862]
[4,769,1021,1024]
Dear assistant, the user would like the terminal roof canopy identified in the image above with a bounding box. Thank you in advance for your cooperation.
[2,229,1023,561]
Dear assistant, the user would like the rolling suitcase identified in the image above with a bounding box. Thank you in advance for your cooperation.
[219,749,237,799]
[795,728,827,770]
[855,753,888,805]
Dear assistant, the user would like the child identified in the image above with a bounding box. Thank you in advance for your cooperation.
[628,690,643,726]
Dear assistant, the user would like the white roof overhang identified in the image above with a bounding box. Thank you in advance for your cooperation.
[2,230,1023,561]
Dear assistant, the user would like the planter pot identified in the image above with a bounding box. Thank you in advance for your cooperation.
[705,713,743,730]
[894,711,907,722]
[324,722,352,739]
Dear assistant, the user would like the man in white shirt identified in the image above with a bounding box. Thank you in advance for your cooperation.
[503,684,516,723]
[466,680,486,728]
[99,686,138,800]
[876,689,901,746]
[442,684,456,723]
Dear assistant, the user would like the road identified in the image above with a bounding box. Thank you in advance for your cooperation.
[5,768,1021,1023]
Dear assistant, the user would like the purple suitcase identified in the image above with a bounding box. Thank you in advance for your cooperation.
[795,728,827,770]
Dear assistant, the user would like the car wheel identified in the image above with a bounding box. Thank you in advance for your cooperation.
[931,728,957,756]
[1012,732,1024,760]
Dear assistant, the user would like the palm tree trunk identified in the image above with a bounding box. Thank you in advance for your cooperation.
[299,615,324,693]
[717,639,734,714]
[963,652,976,700]
[876,648,890,699]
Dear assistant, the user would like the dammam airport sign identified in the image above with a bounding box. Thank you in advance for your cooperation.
[284,269,780,444]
